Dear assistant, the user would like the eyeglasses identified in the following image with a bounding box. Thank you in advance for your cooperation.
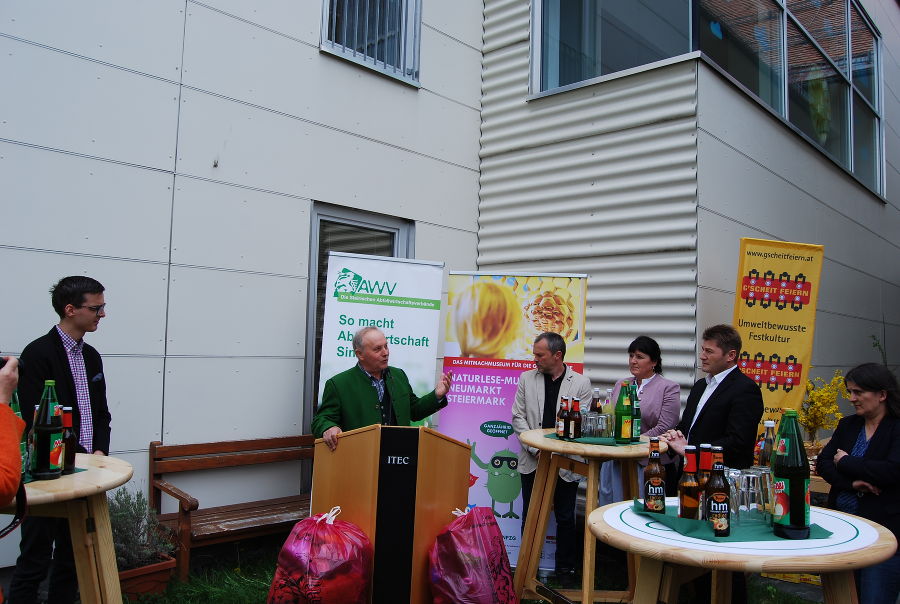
[77,304,106,316]
[491,456,518,469]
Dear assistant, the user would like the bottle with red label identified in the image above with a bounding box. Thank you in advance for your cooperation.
[569,398,582,439]
[62,406,77,475]
[697,443,713,519]
[30,380,63,480]
[772,409,810,539]
[678,445,701,519]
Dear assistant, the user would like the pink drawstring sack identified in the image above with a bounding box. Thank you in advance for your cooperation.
[267,506,373,604]
[429,507,518,604]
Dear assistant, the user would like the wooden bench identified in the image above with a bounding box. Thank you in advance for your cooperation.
[149,435,315,581]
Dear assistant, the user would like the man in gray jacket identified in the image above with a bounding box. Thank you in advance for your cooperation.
[511,331,592,582]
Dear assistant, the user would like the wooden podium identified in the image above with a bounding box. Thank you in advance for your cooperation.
[311,425,470,604]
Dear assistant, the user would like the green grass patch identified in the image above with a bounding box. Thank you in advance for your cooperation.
[142,564,274,604]
[125,534,283,604]
[124,533,822,604]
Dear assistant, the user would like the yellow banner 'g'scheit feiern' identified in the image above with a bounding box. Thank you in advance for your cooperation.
[732,238,824,426]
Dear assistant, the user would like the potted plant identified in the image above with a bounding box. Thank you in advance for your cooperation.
[108,487,176,599]
[798,369,848,458]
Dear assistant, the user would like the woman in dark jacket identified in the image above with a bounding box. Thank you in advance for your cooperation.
[817,363,900,604]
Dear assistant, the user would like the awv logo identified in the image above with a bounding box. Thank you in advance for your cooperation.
[333,268,398,297]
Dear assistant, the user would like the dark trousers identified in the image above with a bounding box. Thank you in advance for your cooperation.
[8,517,77,604]
[520,471,579,572]
[664,462,678,496]
[690,571,746,604]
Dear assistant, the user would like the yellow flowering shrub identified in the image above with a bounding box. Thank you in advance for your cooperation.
[799,369,848,442]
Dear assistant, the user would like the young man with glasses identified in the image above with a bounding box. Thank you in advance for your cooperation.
[9,276,111,604]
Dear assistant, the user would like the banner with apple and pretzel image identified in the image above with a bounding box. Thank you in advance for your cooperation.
[439,272,588,566]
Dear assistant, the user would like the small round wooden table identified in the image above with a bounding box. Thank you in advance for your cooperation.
[588,498,898,604]
[514,428,663,603]
[3,454,134,604]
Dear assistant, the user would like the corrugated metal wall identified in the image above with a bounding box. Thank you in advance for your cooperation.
[479,0,701,391]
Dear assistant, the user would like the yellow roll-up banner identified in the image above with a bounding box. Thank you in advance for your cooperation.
[732,238,824,424]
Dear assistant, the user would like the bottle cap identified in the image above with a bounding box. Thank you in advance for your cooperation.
[764,420,775,427]
[45,379,56,386]
[784,409,798,416]
[684,445,697,451]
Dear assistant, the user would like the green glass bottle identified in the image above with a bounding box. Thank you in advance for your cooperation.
[9,389,28,476]
[772,409,810,539]
[9,389,21,418]
[614,381,633,444]
[630,384,642,442]
[30,380,63,480]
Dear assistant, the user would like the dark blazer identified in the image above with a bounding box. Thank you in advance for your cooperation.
[675,367,763,469]
[18,327,111,455]
[817,414,900,541]
[311,365,446,437]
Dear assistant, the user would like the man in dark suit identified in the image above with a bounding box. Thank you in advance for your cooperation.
[662,324,762,604]
[9,276,111,604]
[663,324,763,470]
[311,326,452,451]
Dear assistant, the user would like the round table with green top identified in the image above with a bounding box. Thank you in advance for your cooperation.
[588,497,898,604]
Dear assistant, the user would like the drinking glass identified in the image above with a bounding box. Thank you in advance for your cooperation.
[584,413,599,438]
[754,466,774,525]
[739,470,761,515]
[727,468,742,525]
[738,467,775,527]
[601,414,614,438]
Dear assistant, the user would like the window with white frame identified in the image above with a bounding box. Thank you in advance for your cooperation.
[532,0,883,194]
[321,0,422,85]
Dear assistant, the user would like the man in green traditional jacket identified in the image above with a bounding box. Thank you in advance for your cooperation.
[312,326,453,451]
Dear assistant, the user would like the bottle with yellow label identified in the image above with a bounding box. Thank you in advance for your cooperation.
[614,381,633,444]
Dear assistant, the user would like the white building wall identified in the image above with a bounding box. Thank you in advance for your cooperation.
[0,0,481,565]
[696,0,900,389]
[479,0,700,391]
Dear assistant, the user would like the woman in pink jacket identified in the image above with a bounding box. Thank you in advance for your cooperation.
[600,336,681,504]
